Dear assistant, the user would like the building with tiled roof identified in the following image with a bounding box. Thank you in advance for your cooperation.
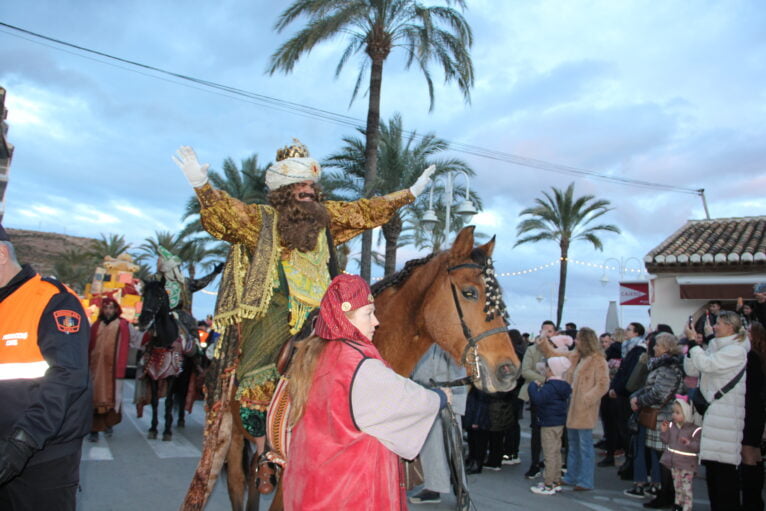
[0,86,14,223]
[644,217,766,329]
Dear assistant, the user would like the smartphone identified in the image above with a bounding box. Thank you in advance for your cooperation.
[688,315,694,328]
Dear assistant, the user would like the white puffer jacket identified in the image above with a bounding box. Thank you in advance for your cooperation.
[684,334,749,466]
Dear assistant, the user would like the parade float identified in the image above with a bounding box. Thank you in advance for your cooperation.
[82,252,143,324]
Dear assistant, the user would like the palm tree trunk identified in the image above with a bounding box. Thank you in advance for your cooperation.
[381,214,402,276]
[360,55,385,282]
[556,245,569,328]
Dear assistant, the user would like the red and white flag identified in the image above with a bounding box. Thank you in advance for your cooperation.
[620,282,650,306]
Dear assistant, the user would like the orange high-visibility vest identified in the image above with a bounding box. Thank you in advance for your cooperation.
[0,275,60,380]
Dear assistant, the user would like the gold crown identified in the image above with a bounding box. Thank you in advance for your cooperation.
[276,138,310,161]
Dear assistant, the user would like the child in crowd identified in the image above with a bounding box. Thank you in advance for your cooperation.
[659,396,701,511]
[527,356,572,495]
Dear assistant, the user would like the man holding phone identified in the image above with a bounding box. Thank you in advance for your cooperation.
[519,320,556,479]
[694,301,721,341]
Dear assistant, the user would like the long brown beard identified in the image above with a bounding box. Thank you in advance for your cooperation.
[269,185,330,252]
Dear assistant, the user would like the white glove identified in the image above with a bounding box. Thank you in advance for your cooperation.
[172,146,209,188]
[409,164,436,198]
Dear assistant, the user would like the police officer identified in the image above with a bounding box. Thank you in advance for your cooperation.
[0,224,92,510]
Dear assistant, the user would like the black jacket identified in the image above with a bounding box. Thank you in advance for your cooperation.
[743,351,766,447]
[0,265,92,465]
[632,354,684,415]
[611,342,646,397]
[528,379,571,427]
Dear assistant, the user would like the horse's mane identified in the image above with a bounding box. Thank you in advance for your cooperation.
[371,253,438,297]
[371,246,493,297]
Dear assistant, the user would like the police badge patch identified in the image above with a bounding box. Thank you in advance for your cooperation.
[54,310,81,333]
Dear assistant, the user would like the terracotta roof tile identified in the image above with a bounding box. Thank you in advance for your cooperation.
[645,216,766,272]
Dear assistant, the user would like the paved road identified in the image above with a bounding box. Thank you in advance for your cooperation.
[77,381,712,510]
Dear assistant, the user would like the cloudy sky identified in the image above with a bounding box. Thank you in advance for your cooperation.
[1,0,764,334]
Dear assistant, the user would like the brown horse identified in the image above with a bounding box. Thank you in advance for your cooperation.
[372,225,520,392]
[254,226,520,511]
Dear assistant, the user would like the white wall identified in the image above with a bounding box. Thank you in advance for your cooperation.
[649,274,709,332]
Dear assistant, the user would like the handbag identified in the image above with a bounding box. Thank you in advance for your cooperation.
[689,366,746,416]
[403,456,424,490]
[637,389,675,430]
[638,406,661,430]
[689,387,709,415]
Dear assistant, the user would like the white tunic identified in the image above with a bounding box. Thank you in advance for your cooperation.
[351,358,440,460]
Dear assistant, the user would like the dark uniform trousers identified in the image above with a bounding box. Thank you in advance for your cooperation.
[0,449,81,511]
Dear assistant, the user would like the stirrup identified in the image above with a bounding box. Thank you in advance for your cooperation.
[255,453,278,495]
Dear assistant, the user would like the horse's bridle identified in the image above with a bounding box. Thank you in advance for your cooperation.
[138,287,166,334]
[446,262,509,384]
[139,304,158,332]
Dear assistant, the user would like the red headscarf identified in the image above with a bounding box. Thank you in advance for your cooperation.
[314,274,375,343]
[99,296,123,320]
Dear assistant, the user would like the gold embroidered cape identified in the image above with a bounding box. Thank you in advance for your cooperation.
[195,183,413,332]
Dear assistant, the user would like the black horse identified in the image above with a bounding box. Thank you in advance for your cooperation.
[137,280,183,441]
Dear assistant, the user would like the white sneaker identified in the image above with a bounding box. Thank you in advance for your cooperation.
[502,454,521,465]
[530,484,558,495]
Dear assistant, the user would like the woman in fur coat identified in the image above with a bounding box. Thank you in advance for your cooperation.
[539,327,610,490]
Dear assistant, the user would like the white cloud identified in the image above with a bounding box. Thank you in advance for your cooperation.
[1,0,764,331]
[31,205,62,216]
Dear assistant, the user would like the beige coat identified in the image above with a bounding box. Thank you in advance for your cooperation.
[566,354,610,430]
[519,344,545,402]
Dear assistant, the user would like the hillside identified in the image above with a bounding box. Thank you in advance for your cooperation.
[6,228,98,277]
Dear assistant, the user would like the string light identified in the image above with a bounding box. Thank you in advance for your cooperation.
[200,257,647,297]
[493,257,647,279]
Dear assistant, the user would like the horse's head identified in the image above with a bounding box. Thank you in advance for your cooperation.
[138,280,165,331]
[137,280,178,347]
[422,226,521,393]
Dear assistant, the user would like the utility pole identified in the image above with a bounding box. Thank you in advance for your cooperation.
[698,189,711,219]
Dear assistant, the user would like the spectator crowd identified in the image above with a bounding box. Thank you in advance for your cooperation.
[411,287,766,511]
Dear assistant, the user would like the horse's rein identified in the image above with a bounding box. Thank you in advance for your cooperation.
[445,262,509,384]
[140,308,157,333]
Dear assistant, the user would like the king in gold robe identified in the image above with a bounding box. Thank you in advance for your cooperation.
[176,139,433,509]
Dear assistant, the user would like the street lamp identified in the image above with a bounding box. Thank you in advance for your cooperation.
[599,257,645,286]
[421,170,477,242]
[536,282,556,320]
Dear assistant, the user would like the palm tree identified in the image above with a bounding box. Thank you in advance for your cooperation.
[53,249,94,294]
[515,183,621,328]
[269,0,474,282]
[323,113,479,274]
[137,231,221,281]
[88,233,132,259]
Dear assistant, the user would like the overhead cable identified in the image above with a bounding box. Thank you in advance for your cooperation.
[0,21,700,195]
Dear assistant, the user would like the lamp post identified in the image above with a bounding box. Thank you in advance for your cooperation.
[420,170,477,245]
[599,257,645,326]
[535,282,556,320]
[599,257,645,285]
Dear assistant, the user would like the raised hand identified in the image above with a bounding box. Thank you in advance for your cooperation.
[409,164,436,197]
[172,146,210,188]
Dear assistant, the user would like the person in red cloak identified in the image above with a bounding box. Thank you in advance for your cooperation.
[283,274,447,510]
[87,297,132,442]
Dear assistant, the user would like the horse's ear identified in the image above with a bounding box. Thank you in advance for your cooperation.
[477,235,496,258]
[449,226,476,264]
